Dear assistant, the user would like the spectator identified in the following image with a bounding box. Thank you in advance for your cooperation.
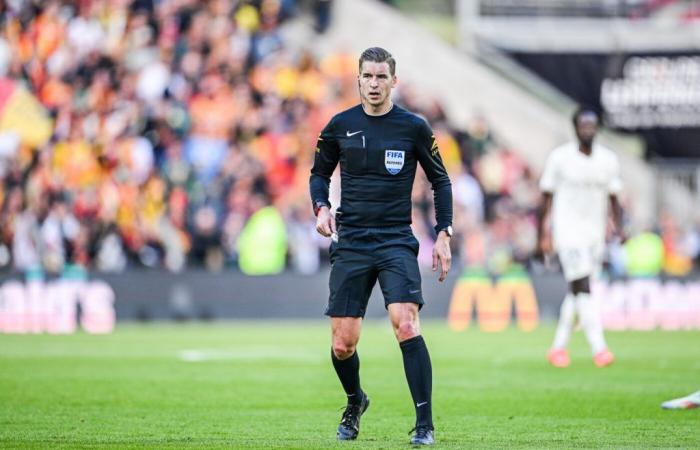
[0,0,646,280]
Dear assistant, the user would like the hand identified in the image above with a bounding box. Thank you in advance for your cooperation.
[315,206,336,238]
[617,230,628,245]
[432,231,452,282]
[536,234,553,261]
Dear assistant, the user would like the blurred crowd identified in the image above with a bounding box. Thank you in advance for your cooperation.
[0,0,697,278]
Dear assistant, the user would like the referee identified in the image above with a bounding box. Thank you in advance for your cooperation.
[310,47,453,446]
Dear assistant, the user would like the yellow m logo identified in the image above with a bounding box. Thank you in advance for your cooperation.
[447,271,539,333]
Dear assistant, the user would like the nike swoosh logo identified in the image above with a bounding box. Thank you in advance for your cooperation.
[409,289,421,294]
[416,402,428,407]
[346,130,363,137]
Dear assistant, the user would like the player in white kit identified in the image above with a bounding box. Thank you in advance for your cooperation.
[537,108,625,368]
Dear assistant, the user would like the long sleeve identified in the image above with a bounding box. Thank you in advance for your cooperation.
[415,120,453,233]
[309,116,340,212]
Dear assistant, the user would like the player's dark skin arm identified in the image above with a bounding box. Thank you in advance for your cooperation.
[609,194,626,242]
[536,192,553,260]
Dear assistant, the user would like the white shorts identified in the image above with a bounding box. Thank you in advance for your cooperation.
[557,243,604,282]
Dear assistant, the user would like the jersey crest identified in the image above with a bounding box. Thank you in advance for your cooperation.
[384,150,405,175]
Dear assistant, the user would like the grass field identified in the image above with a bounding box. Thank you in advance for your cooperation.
[1,322,699,449]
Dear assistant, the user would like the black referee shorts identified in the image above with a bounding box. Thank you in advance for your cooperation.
[325,224,424,318]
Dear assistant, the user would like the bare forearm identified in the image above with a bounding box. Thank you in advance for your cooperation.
[609,195,624,236]
[537,193,552,242]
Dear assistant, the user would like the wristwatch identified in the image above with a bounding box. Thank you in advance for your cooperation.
[440,225,453,237]
[313,200,329,216]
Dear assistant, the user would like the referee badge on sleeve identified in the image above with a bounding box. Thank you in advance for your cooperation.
[385,150,405,175]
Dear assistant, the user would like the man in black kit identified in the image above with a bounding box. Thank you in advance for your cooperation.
[309,47,453,446]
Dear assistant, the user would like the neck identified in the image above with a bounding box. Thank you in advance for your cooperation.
[579,142,592,155]
[362,100,393,116]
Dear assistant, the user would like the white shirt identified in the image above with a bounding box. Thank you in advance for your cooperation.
[540,141,622,248]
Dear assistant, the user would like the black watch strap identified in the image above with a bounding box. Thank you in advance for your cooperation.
[440,225,453,237]
[313,200,329,216]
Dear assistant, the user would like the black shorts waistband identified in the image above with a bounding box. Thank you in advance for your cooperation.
[337,223,412,233]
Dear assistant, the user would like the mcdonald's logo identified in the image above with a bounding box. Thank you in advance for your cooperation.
[447,268,539,332]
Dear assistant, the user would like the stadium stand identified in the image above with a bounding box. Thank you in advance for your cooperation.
[478,0,681,18]
[0,0,697,278]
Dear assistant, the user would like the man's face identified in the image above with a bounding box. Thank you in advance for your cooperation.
[358,61,396,109]
[575,113,598,147]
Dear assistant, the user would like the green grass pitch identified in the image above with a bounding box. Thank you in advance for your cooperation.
[1,322,699,449]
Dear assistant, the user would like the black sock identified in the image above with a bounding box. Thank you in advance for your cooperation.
[400,335,433,429]
[331,349,364,405]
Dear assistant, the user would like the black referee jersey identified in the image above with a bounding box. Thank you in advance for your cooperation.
[309,104,453,233]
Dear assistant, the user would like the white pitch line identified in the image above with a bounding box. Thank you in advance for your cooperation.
[178,347,323,363]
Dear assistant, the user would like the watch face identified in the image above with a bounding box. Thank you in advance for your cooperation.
[447,226,453,236]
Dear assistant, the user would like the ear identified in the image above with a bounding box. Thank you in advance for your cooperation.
[391,75,398,88]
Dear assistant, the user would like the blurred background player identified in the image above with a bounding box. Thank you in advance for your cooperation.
[661,390,700,410]
[537,107,625,368]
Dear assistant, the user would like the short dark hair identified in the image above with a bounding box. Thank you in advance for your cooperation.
[572,106,599,127]
[359,47,396,76]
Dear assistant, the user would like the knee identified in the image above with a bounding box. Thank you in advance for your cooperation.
[395,320,419,342]
[332,341,356,360]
